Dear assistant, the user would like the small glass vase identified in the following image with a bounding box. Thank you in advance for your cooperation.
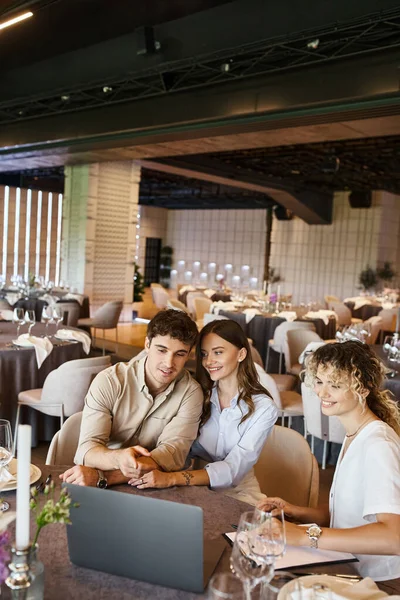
[26,544,44,600]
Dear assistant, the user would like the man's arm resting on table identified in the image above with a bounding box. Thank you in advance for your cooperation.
[83,444,159,477]
[60,458,160,488]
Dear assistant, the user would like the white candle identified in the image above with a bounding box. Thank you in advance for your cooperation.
[277,285,281,300]
[263,280,267,294]
[16,425,32,550]
[396,307,400,333]
[267,283,272,297]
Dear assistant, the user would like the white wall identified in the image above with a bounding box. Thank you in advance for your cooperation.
[269,191,400,304]
[166,208,267,283]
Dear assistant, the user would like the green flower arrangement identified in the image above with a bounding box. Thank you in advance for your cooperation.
[30,480,78,546]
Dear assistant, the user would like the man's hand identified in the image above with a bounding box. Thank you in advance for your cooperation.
[59,465,99,487]
[128,470,176,489]
[115,445,153,478]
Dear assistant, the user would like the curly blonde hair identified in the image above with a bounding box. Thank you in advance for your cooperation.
[304,341,400,436]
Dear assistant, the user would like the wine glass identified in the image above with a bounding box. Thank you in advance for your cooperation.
[208,572,245,599]
[13,308,25,339]
[52,306,64,335]
[41,305,53,337]
[25,310,36,336]
[0,420,13,512]
[230,511,273,600]
[383,335,394,355]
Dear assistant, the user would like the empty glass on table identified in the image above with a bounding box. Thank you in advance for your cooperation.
[208,572,245,599]
[0,420,13,512]
[25,310,36,336]
[52,306,64,335]
[13,307,25,339]
[41,305,53,337]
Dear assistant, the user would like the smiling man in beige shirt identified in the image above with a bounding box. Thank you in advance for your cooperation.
[60,309,203,488]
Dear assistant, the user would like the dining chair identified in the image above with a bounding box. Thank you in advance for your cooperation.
[301,382,346,469]
[324,294,340,307]
[151,287,170,309]
[193,297,212,327]
[266,321,316,374]
[186,292,207,319]
[255,364,303,429]
[15,356,111,454]
[377,308,397,342]
[78,300,123,355]
[254,425,319,508]
[328,301,362,326]
[55,301,80,327]
[363,316,383,345]
[285,329,324,376]
[46,411,83,466]
[167,298,190,314]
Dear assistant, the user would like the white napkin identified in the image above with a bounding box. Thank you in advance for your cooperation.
[290,576,391,600]
[15,334,53,368]
[243,308,261,323]
[62,293,85,306]
[381,302,396,310]
[0,467,16,485]
[343,297,372,310]
[0,309,14,321]
[203,289,216,299]
[56,329,91,354]
[39,293,57,306]
[299,341,326,364]
[303,311,333,325]
[278,311,297,322]
[5,293,21,306]
[179,285,196,294]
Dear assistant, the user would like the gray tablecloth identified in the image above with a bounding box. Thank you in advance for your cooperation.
[1,463,362,600]
[372,345,400,401]
[0,322,85,445]
[13,296,90,321]
[345,302,382,320]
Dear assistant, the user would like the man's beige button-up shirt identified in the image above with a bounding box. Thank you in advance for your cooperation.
[74,356,204,471]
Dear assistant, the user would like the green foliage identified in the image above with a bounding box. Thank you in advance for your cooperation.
[133,264,145,303]
[358,265,378,291]
[377,261,396,283]
[268,267,283,284]
[30,483,78,546]
[160,246,174,289]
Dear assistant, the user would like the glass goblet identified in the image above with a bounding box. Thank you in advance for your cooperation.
[250,508,286,596]
[208,572,244,599]
[41,305,53,337]
[52,306,64,335]
[0,419,13,512]
[13,308,25,339]
[25,310,36,336]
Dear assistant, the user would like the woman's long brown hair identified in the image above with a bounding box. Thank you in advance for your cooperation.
[195,320,271,425]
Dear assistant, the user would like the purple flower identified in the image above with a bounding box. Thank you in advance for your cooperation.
[0,530,10,584]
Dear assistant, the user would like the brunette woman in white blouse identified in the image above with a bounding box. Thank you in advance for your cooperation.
[129,319,278,505]
[258,341,400,582]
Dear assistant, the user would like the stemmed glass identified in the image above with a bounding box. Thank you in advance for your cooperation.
[0,420,13,512]
[230,511,274,600]
[41,305,53,337]
[208,572,245,599]
[249,508,286,597]
[52,306,64,336]
[13,307,25,339]
[25,310,36,336]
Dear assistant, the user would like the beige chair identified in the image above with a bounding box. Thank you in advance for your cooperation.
[266,321,316,374]
[56,301,80,327]
[151,287,170,309]
[15,356,110,453]
[301,383,345,469]
[363,316,383,345]
[324,294,340,307]
[167,298,190,314]
[255,364,303,428]
[46,412,83,465]
[186,291,207,319]
[285,329,324,376]
[328,301,362,326]
[193,297,212,328]
[254,425,319,508]
[78,300,123,355]
[378,308,397,342]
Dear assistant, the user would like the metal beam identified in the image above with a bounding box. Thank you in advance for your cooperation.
[141,157,333,224]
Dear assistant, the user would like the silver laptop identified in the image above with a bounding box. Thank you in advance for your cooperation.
[65,484,224,593]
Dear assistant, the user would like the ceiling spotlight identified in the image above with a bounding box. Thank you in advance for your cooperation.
[17,109,25,116]
[221,63,230,73]
[307,38,320,50]
[102,86,113,93]
[61,95,70,101]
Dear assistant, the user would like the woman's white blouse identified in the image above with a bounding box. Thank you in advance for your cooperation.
[190,387,278,489]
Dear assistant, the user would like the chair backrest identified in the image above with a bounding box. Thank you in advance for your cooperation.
[364,316,383,345]
[186,292,206,318]
[193,297,212,321]
[92,301,123,328]
[46,412,83,465]
[285,330,323,371]
[273,321,316,351]
[254,425,319,508]
[255,364,282,408]
[328,301,351,326]
[249,344,263,368]
[324,294,340,307]
[301,383,346,444]
[203,313,229,326]
[41,356,111,417]
[377,309,397,331]
[152,287,170,309]
[56,301,80,327]
[167,298,190,314]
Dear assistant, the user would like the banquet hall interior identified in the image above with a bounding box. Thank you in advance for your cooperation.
[0,0,400,598]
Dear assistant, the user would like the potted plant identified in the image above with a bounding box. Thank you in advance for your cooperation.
[159,246,173,288]
[358,265,378,293]
[377,261,396,288]
[132,264,145,320]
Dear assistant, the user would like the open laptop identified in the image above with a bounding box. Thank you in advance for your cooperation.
[65,484,225,593]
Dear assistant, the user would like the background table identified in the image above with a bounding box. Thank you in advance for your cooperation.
[345,302,382,321]
[13,296,90,321]
[0,322,85,445]
[372,345,400,401]
[1,462,362,600]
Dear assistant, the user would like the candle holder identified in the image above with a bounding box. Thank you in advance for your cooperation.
[5,545,32,595]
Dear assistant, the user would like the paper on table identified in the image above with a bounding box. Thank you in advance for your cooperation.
[224,533,356,569]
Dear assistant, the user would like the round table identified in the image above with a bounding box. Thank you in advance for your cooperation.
[12,296,90,322]
[0,322,85,445]
[345,302,382,321]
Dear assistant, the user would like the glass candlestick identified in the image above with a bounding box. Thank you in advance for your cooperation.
[5,545,32,596]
